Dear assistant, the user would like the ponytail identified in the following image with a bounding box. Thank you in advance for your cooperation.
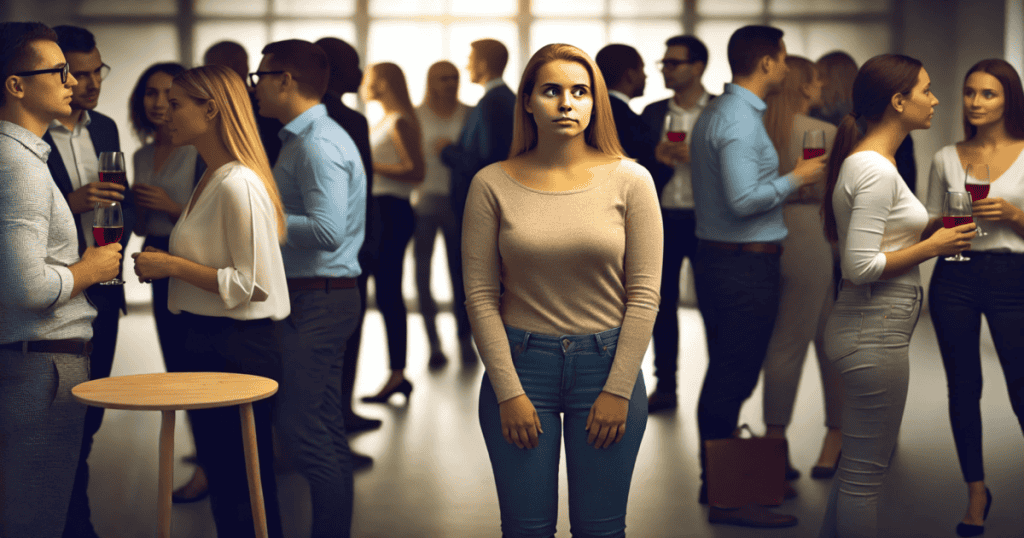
[821,113,860,242]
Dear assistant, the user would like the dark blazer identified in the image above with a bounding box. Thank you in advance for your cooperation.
[323,92,378,266]
[608,96,659,180]
[42,110,133,313]
[640,95,715,198]
[441,83,517,227]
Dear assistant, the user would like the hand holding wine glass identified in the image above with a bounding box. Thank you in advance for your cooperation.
[93,200,125,284]
[939,191,977,262]
[964,164,990,237]
[664,114,687,142]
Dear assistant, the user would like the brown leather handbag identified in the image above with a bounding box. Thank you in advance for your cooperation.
[704,424,787,508]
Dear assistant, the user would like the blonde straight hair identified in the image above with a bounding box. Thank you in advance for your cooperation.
[764,56,816,173]
[509,43,626,159]
[173,65,286,242]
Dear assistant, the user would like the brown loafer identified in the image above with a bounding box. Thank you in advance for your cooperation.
[709,504,798,528]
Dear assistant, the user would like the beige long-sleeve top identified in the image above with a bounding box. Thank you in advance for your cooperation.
[463,159,663,403]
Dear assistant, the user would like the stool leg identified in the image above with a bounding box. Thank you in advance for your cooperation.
[240,402,269,538]
[158,410,175,538]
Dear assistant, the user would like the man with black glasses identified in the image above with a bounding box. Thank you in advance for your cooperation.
[44,24,135,538]
[0,22,121,537]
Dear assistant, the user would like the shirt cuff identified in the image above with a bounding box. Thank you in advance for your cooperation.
[52,265,75,309]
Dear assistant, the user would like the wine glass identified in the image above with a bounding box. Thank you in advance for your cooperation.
[803,130,826,160]
[93,200,124,285]
[664,115,686,142]
[98,151,128,189]
[964,164,990,237]
[942,191,973,262]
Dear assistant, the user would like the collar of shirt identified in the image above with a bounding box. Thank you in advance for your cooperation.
[668,90,710,114]
[723,83,766,116]
[280,103,328,141]
[48,110,92,135]
[0,120,52,161]
[608,90,631,104]
[483,78,505,93]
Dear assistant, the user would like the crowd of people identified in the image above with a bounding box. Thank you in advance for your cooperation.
[1,18,1022,538]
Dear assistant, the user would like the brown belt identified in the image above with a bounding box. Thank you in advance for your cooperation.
[287,277,357,292]
[0,339,92,356]
[701,240,783,255]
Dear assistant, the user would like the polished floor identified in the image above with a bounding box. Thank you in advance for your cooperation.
[86,239,1023,537]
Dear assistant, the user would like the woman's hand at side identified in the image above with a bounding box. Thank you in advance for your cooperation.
[924,222,977,256]
[498,394,544,449]
[586,391,629,449]
[132,246,175,282]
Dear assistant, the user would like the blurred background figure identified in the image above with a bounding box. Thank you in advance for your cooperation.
[413,61,469,369]
[640,35,711,413]
[814,50,917,192]
[203,40,283,166]
[315,37,384,450]
[760,55,842,483]
[595,43,658,174]
[437,39,516,364]
[360,62,425,404]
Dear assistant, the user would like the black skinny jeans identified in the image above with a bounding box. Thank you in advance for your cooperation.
[929,253,1024,483]
[373,195,416,371]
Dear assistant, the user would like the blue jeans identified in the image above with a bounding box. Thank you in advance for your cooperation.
[479,326,647,538]
[818,281,922,538]
[276,287,361,538]
[929,253,1024,483]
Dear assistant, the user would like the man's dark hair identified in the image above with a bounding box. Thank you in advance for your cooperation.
[315,37,362,95]
[727,25,784,77]
[203,41,249,83]
[0,22,59,107]
[595,44,643,88]
[261,39,330,99]
[53,25,97,54]
[665,35,709,67]
[471,39,509,77]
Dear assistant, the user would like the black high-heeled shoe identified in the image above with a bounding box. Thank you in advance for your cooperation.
[361,379,413,403]
[956,488,992,537]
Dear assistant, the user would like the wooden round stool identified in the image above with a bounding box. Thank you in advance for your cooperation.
[72,372,278,538]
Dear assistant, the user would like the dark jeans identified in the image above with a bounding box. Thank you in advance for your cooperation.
[929,253,1024,483]
[413,193,469,349]
[373,195,416,370]
[652,208,699,395]
[178,312,284,538]
[62,305,118,538]
[693,244,781,481]
[276,287,361,538]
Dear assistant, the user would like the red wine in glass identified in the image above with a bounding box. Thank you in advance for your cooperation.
[92,225,123,246]
[667,131,686,142]
[803,147,826,160]
[965,164,991,237]
[99,170,128,188]
[943,215,974,228]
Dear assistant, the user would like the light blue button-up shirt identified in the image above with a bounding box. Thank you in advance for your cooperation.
[690,83,797,243]
[0,121,96,343]
[273,104,366,278]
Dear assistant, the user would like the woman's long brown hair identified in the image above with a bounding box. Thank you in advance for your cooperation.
[508,43,625,159]
[821,54,922,243]
[764,56,817,173]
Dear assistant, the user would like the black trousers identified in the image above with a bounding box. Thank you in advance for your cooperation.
[178,312,284,538]
[693,245,782,483]
[373,195,416,371]
[651,208,699,395]
[929,253,1024,483]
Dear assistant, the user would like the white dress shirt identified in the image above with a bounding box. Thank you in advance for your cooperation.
[48,112,99,248]
[168,161,289,321]
[661,92,710,210]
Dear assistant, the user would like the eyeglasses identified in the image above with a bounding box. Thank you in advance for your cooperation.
[12,62,71,84]
[657,59,698,70]
[248,71,285,86]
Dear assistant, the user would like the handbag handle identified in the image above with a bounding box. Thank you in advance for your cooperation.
[734,424,756,439]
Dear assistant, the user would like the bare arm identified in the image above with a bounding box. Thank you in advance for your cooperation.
[374,116,425,183]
